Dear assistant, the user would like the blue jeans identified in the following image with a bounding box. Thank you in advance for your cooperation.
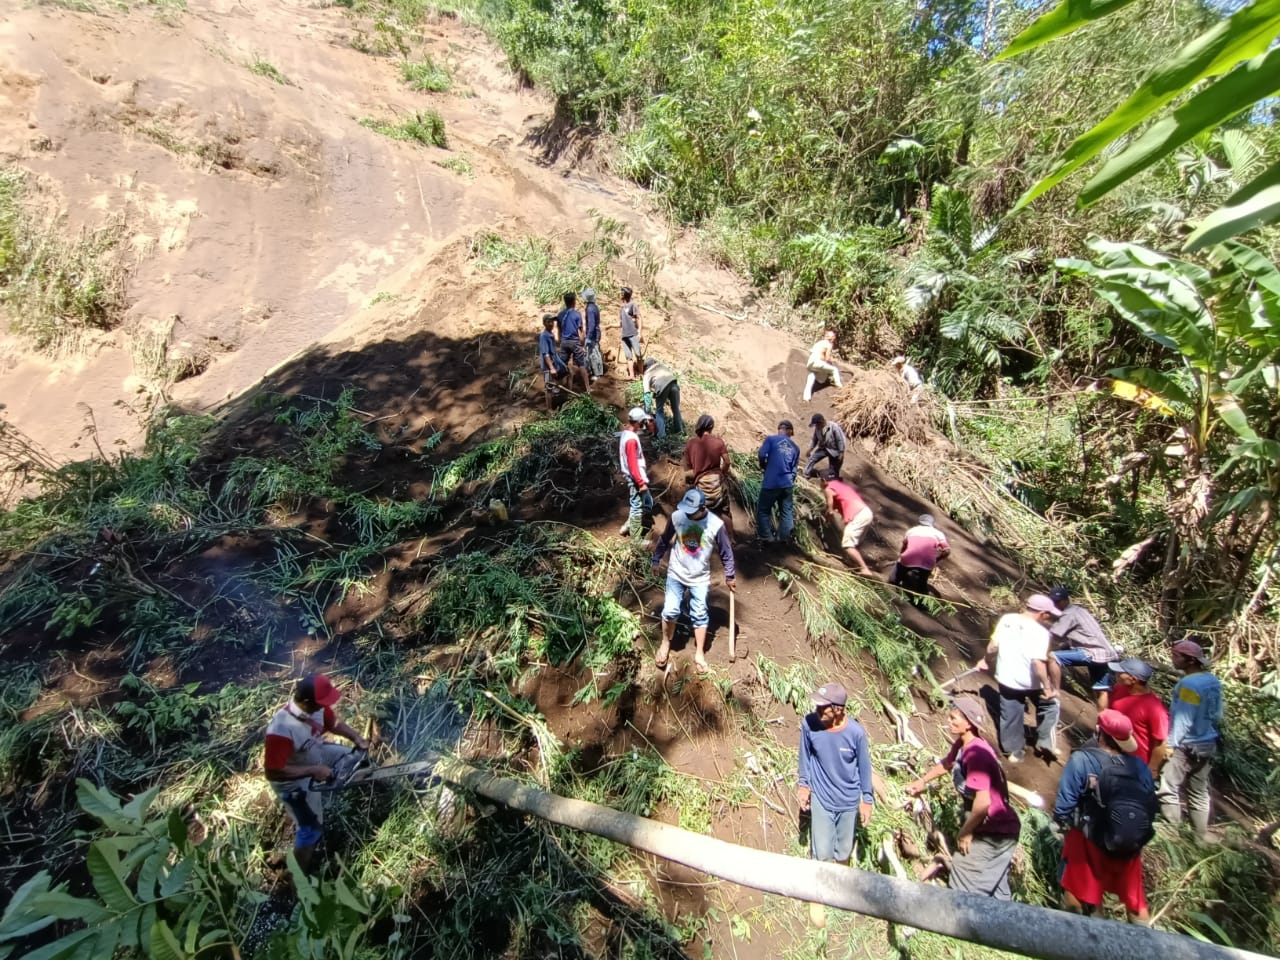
[810,794,858,863]
[653,383,684,439]
[628,480,654,537]
[1051,648,1111,689]
[661,578,709,628]
[756,486,794,541]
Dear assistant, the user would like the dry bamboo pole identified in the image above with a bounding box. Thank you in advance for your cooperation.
[437,759,1272,960]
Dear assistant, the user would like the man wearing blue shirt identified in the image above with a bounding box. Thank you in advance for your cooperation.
[555,291,591,394]
[1160,637,1223,838]
[796,681,873,928]
[538,314,564,412]
[757,420,800,544]
[582,288,604,381]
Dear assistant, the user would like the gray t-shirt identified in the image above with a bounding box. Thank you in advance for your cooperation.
[620,302,639,338]
[1049,604,1117,663]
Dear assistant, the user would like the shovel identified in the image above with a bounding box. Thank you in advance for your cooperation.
[728,589,737,662]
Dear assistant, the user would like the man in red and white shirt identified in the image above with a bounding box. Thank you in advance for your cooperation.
[264,674,368,872]
[890,513,951,602]
[619,406,655,538]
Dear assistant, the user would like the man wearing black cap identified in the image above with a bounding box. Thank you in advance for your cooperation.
[652,488,736,672]
[756,420,800,544]
[1046,586,1119,705]
[797,681,873,927]
[264,674,370,872]
[803,413,847,479]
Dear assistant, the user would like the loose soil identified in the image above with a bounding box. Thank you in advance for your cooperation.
[0,1,1226,957]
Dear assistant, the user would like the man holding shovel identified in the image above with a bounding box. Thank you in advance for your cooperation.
[652,489,736,673]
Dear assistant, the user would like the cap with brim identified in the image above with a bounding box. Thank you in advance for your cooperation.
[1025,594,1064,617]
[810,682,848,707]
[821,470,838,481]
[628,407,652,422]
[809,413,825,426]
[1048,586,1071,606]
[918,514,934,526]
[891,356,906,365]
[298,674,341,707]
[951,696,985,733]
[778,419,794,431]
[1171,639,1208,664]
[1097,709,1139,754]
[678,489,707,513]
[1108,658,1154,683]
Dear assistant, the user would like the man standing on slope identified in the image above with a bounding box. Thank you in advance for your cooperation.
[684,414,734,540]
[582,288,604,382]
[1159,637,1223,839]
[643,357,684,438]
[555,291,591,395]
[820,471,873,575]
[803,413,848,478]
[889,514,950,601]
[980,594,1061,763]
[906,697,1020,901]
[1047,586,1120,705]
[652,488,736,673]
[757,420,801,545]
[1053,710,1156,924]
[619,407,654,538]
[537,313,565,413]
[619,286,643,381]
[264,674,370,873]
[796,681,874,929]
[1107,658,1169,778]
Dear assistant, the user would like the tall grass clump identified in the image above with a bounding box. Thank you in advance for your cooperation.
[360,111,447,148]
[0,167,128,351]
[400,56,451,91]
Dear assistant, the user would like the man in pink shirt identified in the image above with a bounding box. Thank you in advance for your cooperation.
[889,513,950,604]
[820,472,873,575]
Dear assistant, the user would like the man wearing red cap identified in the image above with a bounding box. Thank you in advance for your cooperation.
[1052,709,1157,924]
[1160,638,1223,838]
[264,674,369,872]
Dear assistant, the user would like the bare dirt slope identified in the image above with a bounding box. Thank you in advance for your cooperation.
[0,1,1104,956]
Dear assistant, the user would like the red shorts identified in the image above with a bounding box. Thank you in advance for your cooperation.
[1060,828,1147,915]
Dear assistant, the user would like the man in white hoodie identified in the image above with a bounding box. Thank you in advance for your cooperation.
[652,489,736,672]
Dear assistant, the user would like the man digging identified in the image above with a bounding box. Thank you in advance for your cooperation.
[652,489,735,673]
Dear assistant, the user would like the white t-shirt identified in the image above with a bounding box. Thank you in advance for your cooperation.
[991,614,1050,691]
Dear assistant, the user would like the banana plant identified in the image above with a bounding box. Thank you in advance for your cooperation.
[1057,236,1280,621]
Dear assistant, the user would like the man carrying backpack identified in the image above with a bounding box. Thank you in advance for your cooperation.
[1052,709,1156,924]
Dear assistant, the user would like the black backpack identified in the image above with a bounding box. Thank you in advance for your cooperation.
[1080,749,1156,859]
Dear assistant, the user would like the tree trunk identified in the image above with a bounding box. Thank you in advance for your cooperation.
[437,759,1271,960]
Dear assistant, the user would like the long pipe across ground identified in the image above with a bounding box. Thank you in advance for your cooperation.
[438,760,1274,960]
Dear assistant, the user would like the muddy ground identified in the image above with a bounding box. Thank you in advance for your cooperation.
[0,1,1161,956]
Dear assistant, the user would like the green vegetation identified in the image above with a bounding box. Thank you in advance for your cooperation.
[359,111,447,148]
[0,168,128,351]
[400,55,451,92]
[248,57,294,86]
[433,155,472,177]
